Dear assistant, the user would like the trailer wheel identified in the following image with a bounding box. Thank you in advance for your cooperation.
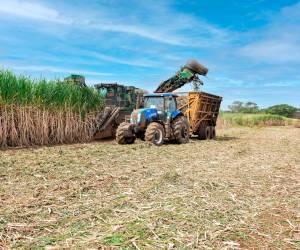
[205,126,211,140]
[116,122,135,144]
[145,122,164,146]
[198,125,206,140]
[210,126,216,139]
[173,116,189,144]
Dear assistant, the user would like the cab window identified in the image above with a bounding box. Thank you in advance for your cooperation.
[165,97,176,112]
[144,97,164,111]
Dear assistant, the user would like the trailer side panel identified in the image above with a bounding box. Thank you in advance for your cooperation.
[178,92,222,135]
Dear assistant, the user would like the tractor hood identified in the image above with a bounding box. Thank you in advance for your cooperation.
[130,108,158,128]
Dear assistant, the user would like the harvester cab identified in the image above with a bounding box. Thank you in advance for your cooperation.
[64,75,87,88]
[93,83,145,140]
[95,83,141,111]
[116,93,189,146]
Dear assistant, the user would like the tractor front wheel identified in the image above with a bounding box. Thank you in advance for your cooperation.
[116,122,136,144]
[173,116,189,144]
[145,122,164,146]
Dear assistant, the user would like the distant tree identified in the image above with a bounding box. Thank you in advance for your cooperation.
[242,102,259,113]
[265,104,298,117]
[228,101,259,113]
[228,101,244,113]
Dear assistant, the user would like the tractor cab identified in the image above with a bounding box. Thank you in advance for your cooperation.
[121,93,189,146]
[130,93,182,129]
[142,93,181,120]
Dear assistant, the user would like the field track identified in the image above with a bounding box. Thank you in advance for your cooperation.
[1,127,299,249]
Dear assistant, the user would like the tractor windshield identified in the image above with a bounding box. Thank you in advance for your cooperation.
[144,97,164,111]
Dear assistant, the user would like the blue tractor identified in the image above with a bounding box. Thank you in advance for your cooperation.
[116,93,189,146]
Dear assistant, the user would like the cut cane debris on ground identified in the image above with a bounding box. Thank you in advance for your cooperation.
[1,127,299,249]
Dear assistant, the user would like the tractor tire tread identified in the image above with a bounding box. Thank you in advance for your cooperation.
[116,122,135,144]
[145,122,164,146]
[173,116,189,144]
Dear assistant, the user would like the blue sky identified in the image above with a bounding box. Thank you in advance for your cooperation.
[0,0,300,109]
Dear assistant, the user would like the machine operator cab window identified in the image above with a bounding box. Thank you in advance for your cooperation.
[165,97,176,113]
[144,97,164,111]
[143,96,165,119]
[144,95,177,118]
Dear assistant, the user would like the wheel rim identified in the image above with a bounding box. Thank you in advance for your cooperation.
[154,129,163,144]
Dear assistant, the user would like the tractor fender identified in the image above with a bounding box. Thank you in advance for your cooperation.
[171,110,183,120]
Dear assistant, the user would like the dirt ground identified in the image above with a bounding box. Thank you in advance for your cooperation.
[0,127,299,249]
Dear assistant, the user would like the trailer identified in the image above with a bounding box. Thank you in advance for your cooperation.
[177,92,222,139]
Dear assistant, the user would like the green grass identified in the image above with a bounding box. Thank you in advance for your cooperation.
[220,112,299,127]
[0,70,103,114]
[104,234,124,245]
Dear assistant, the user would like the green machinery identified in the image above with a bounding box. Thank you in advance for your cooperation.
[93,83,144,139]
[64,75,87,88]
[95,83,142,111]
[155,59,208,93]
[63,75,144,139]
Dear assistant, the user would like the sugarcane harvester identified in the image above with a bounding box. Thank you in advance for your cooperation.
[63,75,146,140]
[116,60,222,146]
[94,83,144,139]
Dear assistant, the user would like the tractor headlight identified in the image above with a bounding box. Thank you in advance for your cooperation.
[130,110,139,124]
[130,110,146,127]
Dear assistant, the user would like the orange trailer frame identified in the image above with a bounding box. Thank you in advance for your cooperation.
[178,92,222,138]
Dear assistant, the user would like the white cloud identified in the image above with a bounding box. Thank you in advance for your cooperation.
[262,81,296,87]
[80,50,159,68]
[209,76,246,87]
[85,18,229,47]
[0,0,228,47]
[239,40,300,63]
[0,0,71,24]
[238,2,300,64]
[6,65,114,77]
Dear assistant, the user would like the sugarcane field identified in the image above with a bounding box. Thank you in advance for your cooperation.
[1,1,300,249]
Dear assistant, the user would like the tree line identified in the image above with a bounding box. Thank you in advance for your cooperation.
[228,101,299,118]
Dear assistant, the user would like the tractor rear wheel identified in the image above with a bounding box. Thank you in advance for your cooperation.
[173,116,189,144]
[116,122,135,144]
[145,122,164,146]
